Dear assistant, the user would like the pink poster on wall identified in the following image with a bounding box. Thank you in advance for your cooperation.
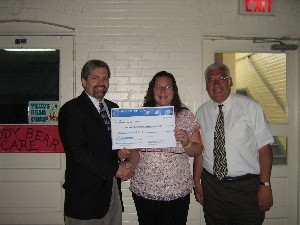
[0,125,64,153]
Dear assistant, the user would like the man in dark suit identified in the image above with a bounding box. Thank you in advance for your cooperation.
[58,60,135,225]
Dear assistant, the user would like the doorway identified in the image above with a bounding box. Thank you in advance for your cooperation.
[0,35,73,224]
[202,38,299,225]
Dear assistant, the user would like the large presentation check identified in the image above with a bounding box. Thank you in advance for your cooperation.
[111,106,176,149]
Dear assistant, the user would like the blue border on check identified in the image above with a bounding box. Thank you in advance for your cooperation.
[111,106,174,117]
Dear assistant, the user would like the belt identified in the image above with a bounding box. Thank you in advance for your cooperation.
[203,168,259,183]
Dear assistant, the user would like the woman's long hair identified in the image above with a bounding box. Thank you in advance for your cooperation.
[143,71,187,114]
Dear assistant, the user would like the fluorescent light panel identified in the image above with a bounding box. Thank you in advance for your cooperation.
[4,49,56,52]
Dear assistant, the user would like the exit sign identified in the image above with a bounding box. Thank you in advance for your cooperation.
[239,0,275,16]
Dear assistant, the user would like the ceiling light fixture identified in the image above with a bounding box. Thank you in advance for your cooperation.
[4,49,56,52]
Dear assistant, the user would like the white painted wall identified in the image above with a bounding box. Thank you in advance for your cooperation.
[1,0,300,224]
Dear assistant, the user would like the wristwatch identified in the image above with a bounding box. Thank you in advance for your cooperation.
[259,181,271,187]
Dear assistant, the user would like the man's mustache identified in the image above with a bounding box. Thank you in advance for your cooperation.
[95,85,107,89]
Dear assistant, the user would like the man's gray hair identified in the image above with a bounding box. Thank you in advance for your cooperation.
[204,63,231,82]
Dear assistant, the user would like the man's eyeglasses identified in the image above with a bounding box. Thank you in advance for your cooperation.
[207,76,230,84]
[154,85,173,91]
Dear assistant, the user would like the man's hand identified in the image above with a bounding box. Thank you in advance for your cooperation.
[258,185,273,211]
[116,161,134,181]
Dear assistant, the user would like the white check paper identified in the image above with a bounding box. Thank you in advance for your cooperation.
[111,106,176,149]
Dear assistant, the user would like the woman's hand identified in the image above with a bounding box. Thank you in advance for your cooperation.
[118,148,131,160]
[175,128,203,157]
[194,183,203,205]
[174,128,190,147]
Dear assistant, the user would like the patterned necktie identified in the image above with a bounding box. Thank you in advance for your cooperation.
[99,102,111,132]
[213,104,228,180]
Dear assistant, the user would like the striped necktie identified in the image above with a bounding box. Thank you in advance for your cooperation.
[99,102,111,132]
[213,104,228,180]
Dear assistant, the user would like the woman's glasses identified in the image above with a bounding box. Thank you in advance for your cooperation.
[154,85,173,91]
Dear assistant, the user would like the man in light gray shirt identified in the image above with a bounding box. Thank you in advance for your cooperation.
[193,63,273,225]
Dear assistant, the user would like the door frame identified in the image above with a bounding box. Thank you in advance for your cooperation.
[0,26,74,224]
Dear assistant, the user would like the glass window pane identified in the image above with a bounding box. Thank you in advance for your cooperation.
[272,136,287,165]
[0,49,59,124]
[235,53,287,123]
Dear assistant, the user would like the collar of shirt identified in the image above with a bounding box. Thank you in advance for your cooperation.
[212,93,233,116]
[85,92,110,116]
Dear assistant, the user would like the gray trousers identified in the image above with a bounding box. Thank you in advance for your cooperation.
[202,169,264,225]
[65,177,122,225]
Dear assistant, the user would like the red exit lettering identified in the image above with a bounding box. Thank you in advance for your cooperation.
[246,0,272,13]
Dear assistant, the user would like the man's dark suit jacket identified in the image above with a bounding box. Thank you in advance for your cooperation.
[58,91,120,220]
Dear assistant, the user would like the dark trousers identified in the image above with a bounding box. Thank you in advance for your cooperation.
[132,192,190,225]
[202,170,265,225]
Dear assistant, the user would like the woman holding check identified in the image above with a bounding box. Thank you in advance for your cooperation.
[123,71,203,225]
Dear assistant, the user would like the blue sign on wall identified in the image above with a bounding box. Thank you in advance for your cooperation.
[28,101,60,124]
